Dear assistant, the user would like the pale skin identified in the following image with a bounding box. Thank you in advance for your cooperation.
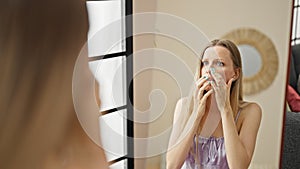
[166,46,262,169]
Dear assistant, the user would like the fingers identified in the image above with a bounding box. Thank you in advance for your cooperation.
[194,76,209,99]
[210,80,217,91]
[197,89,213,109]
[227,78,234,88]
[210,68,225,86]
[202,88,213,100]
[226,78,234,94]
[197,81,210,99]
[196,88,213,115]
[195,76,209,88]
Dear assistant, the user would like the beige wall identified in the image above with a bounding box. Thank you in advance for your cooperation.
[133,0,157,169]
[134,0,293,169]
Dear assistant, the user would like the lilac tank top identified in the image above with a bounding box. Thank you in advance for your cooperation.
[181,110,241,169]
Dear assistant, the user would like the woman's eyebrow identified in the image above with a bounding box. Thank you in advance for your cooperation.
[202,58,226,61]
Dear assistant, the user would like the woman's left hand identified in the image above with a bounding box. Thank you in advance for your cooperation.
[209,68,234,115]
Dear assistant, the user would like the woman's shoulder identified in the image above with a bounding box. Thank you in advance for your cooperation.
[241,101,261,109]
[177,97,189,105]
[237,101,262,132]
[173,97,189,121]
[175,97,190,113]
[240,101,262,118]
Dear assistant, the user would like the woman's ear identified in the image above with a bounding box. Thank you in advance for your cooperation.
[233,68,241,80]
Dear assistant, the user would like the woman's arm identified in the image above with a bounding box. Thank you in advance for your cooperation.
[221,103,261,169]
[210,70,262,169]
[166,81,213,169]
[166,98,198,169]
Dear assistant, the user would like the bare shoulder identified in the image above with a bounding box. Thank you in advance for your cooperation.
[241,102,261,111]
[237,102,262,138]
[241,102,262,113]
[177,97,189,104]
[173,97,189,122]
[240,101,262,122]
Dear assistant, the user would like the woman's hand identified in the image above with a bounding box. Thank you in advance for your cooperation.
[193,76,214,120]
[209,68,234,114]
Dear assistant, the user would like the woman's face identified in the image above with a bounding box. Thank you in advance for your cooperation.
[201,46,237,85]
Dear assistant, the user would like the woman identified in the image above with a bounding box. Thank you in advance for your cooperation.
[166,39,262,169]
[0,1,109,169]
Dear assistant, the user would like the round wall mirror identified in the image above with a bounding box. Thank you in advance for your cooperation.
[238,44,263,77]
[222,28,279,95]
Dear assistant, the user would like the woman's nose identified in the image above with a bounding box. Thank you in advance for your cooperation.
[205,64,214,73]
[205,68,210,74]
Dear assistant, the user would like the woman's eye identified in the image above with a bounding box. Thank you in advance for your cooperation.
[202,61,209,66]
[216,61,224,66]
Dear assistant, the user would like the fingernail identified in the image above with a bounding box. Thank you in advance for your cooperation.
[210,68,215,73]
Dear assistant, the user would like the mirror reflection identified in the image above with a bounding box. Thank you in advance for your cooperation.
[133,1,294,169]
[166,39,262,169]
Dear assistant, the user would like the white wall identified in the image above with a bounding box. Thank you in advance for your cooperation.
[133,1,157,168]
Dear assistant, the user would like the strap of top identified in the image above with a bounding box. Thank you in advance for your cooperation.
[235,109,242,123]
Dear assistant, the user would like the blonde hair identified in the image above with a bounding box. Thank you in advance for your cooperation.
[0,1,108,169]
[188,39,243,122]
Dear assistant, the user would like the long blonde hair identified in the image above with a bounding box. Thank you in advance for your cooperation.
[188,39,243,122]
[0,1,108,169]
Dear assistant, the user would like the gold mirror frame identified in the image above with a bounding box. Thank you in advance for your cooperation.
[222,28,279,95]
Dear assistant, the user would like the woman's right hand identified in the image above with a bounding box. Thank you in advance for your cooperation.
[193,76,214,120]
